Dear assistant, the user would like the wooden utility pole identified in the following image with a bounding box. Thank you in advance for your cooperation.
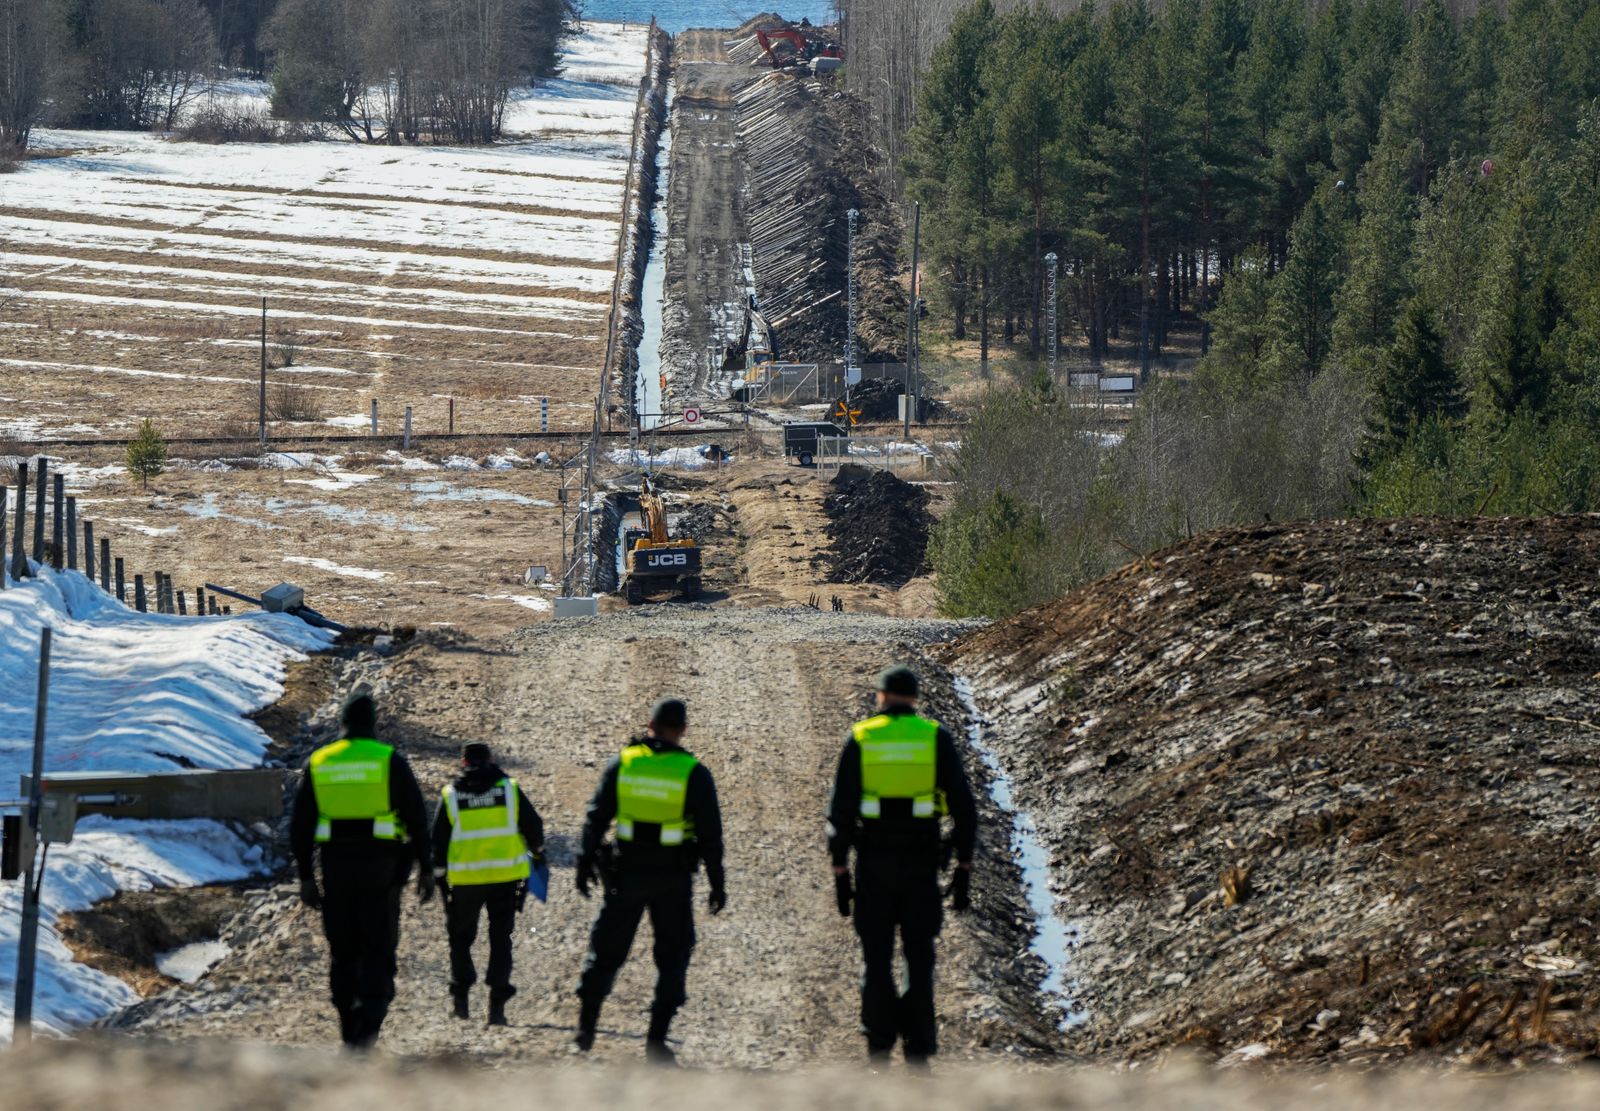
[259,297,268,449]
[904,201,920,441]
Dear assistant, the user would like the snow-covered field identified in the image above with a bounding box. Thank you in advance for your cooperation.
[0,566,333,1040]
[0,22,648,441]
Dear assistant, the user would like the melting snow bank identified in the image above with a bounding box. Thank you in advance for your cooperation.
[0,567,335,1040]
[953,676,1086,1029]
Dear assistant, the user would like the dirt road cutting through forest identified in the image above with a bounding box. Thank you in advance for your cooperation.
[120,607,1060,1067]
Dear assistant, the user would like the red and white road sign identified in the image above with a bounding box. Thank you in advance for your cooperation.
[683,407,702,424]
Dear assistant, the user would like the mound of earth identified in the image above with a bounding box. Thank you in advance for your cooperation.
[842,379,949,423]
[943,516,1600,1067]
[817,466,931,586]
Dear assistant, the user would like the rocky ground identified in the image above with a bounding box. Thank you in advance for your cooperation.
[943,516,1600,1067]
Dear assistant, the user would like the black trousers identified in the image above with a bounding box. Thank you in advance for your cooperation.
[576,870,696,1020]
[854,854,943,1057]
[446,880,520,998]
[319,849,408,1047]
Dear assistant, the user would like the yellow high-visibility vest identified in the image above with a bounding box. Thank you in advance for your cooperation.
[854,714,945,820]
[443,777,531,886]
[616,745,697,846]
[309,738,404,841]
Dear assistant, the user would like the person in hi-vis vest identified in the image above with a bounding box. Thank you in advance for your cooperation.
[574,697,725,1065]
[827,666,978,1068]
[432,742,546,1027]
[291,688,433,1049]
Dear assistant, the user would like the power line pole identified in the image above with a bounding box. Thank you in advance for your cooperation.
[1045,252,1059,380]
[846,207,858,408]
[904,200,920,440]
[258,297,267,449]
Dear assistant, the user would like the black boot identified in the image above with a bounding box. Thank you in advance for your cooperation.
[450,989,470,1021]
[645,1009,677,1067]
[487,987,513,1027]
[573,997,601,1052]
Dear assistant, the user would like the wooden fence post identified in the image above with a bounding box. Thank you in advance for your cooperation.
[99,538,111,592]
[177,590,187,616]
[404,406,413,450]
[134,574,147,613]
[65,497,77,571]
[115,557,126,602]
[196,586,206,615]
[13,460,29,580]
[370,400,378,436]
[50,474,64,570]
[0,485,7,589]
[84,520,96,582]
[31,457,46,564]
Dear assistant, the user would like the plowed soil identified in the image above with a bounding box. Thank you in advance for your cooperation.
[943,516,1600,1067]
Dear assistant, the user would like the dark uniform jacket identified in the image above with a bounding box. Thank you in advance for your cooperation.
[431,763,546,876]
[827,706,978,868]
[581,736,725,891]
[290,744,431,882]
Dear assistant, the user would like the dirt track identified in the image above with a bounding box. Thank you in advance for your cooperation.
[658,30,753,404]
[118,607,1058,1067]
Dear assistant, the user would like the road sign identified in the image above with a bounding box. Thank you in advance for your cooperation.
[683,407,702,425]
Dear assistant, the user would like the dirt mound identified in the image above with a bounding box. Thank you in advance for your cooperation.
[817,467,931,586]
[943,516,1600,1067]
[843,378,948,423]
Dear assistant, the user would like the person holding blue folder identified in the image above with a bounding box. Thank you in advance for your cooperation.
[432,742,547,1027]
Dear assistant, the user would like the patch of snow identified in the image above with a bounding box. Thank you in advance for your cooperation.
[104,517,179,538]
[0,567,332,1040]
[471,593,552,613]
[154,938,231,984]
[282,556,389,581]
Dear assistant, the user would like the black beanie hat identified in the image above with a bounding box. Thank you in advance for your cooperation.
[462,742,492,766]
[340,689,377,738]
[650,697,688,730]
[877,666,920,699]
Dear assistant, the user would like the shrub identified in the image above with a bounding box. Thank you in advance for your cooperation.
[126,419,168,490]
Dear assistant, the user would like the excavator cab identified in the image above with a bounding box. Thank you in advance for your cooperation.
[622,476,703,604]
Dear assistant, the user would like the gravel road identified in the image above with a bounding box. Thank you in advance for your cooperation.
[121,607,1059,1067]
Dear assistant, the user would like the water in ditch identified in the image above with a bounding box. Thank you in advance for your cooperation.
[954,676,1086,1029]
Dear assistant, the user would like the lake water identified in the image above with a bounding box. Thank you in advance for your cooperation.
[578,0,836,33]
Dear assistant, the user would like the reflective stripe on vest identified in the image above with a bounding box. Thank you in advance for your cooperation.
[443,777,530,886]
[854,714,943,820]
[309,738,405,842]
[616,745,697,847]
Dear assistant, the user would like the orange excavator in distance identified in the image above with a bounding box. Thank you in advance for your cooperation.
[755,27,842,70]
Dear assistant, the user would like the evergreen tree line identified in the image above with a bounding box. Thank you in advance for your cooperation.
[0,0,571,151]
[907,0,1600,617]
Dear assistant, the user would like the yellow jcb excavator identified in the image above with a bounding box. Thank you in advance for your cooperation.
[622,476,702,604]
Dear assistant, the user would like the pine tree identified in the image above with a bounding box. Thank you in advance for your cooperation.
[1265,192,1345,380]
[1203,245,1274,390]
[1471,192,1561,420]
[1364,295,1462,463]
[1376,0,1466,195]
[1330,0,1410,185]
[125,418,167,490]
[1333,145,1414,377]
